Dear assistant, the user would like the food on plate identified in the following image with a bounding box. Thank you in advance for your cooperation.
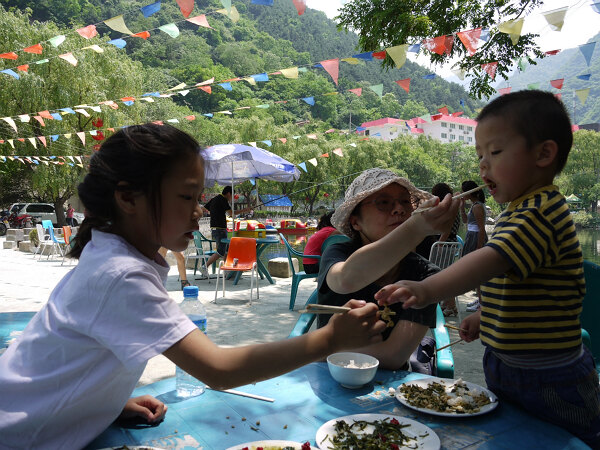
[241,443,311,450]
[320,417,418,449]
[398,378,492,414]
[380,306,396,328]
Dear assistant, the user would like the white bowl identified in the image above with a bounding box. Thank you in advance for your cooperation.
[327,352,379,389]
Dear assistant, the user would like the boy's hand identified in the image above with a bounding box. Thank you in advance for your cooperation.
[375,280,431,309]
[459,310,481,342]
[328,300,386,349]
[118,395,168,424]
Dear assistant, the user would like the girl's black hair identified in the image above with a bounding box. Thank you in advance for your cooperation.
[431,183,453,201]
[69,123,201,258]
[317,211,334,230]
[462,180,485,203]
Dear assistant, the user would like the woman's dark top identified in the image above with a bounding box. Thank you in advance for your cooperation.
[317,240,438,340]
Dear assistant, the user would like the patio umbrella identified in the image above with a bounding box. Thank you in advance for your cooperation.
[202,143,301,214]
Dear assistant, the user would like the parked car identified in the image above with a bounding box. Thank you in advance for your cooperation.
[9,203,84,226]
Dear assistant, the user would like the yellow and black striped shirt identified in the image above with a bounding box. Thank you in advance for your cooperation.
[481,185,585,354]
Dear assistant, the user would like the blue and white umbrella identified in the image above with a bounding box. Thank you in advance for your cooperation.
[202,144,301,212]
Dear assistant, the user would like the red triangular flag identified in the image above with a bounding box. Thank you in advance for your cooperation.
[185,115,196,121]
[555,93,562,100]
[292,0,306,15]
[198,86,212,94]
[395,78,411,93]
[132,31,151,39]
[76,24,98,39]
[372,51,387,59]
[498,87,512,95]
[481,62,498,80]
[431,114,443,121]
[438,106,449,115]
[187,15,212,28]
[38,110,54,120]
[321,153,329,158]
[423,35,454,55]
[545,49,561,56]
[17,64,29,72]
[320,59,339,85]
[279,138,287,143]
[38,136,47,147]
[24,44,43,54]
[457,28,481,56]
[0,52,18,60]
[348,88,362,96]
[451,111,464,117]
[550,78,564,90]
[176,0,194,18]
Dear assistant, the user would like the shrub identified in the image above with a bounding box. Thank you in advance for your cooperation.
[572,210,594,228]
[29,229,39,246]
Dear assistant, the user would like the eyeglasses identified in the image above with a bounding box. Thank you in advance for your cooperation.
[362,195,413,213]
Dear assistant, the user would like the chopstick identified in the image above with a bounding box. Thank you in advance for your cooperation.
[445,324,467,333]
[436,338,464,352]
[298,304,352,314]
[412,184,488,214]
[206,386,275,403]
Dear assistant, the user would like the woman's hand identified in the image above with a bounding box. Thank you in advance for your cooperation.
[374,280,431,309]
[413,193,460,236]
[327,300,386,349]
[118,395,168,424]
[459,310,481,342]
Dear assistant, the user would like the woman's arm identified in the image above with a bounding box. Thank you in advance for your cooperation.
[163,300,386,390]
[326,195,458,294]
[473,203,486,249]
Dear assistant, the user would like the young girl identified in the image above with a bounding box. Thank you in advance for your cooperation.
[0,124,386,449]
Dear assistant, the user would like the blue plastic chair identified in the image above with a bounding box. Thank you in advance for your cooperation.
[279,233,321,310]
[288,289,454,378]
[40,220,64,259]
[582,260,600,373]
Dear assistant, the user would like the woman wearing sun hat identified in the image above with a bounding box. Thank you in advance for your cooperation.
[316,168,458,371]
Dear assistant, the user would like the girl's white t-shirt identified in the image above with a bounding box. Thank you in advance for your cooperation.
[0,230,196,449]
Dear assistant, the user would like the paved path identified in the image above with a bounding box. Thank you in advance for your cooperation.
[0,239,486,387]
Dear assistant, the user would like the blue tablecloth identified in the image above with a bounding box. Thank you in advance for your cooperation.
[87,362,587,449]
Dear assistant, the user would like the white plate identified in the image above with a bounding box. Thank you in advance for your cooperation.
[226,440,316,450]
[97,447,165,450]
[315,413,440,449]
[395,377,498,417]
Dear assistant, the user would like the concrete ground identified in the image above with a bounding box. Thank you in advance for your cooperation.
[0,238,486,388]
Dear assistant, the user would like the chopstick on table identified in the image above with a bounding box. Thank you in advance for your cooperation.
[445,324,467,333]
[206,386,275,403]
[436,338,464,352]
[298,304,352,314]
[412,184,488,215]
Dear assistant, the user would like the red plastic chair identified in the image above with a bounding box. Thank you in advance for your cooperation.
[61,226,73,266]
[214,237,259,304]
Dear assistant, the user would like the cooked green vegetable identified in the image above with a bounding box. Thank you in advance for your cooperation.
[322,417,417,449]
[399,380,491,414]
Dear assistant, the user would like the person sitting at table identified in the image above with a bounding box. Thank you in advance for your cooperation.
[0,124,387,449]
[317,168,458,371]
[302,211,341,274]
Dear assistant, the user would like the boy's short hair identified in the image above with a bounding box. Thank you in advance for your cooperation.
[476,90,573,174]
[222,186,232,195]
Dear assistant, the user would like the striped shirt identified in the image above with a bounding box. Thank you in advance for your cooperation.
[481,185,585,354]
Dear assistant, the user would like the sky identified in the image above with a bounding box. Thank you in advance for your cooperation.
[306,0,600,80]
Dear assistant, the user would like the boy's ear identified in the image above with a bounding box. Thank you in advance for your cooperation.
[536,140,559,168]
[113,182,139,215]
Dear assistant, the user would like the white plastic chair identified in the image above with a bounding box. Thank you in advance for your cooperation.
[33,223,51,259]
[429,240,463,320]
[184,232,212,283]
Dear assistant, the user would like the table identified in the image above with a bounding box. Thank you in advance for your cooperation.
[221,236,279,285]
[87,362,586,449]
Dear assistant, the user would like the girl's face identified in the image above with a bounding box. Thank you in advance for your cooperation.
[350,183,413,244]
[475,116,541,204]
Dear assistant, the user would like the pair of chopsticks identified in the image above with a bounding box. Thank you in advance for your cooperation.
[445,324,467,332]
[412,184,488,215]
[206,386,275,403]
[298,304,351,314]
[436,338,463,352]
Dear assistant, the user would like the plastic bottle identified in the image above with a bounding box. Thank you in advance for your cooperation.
[176,285,207,398]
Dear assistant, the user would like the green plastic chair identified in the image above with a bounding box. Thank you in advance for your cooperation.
[287,289,455,378]
[582,260,600,372]
[279,233,321,310]
[196,230,217,274]
[321,233,351,252]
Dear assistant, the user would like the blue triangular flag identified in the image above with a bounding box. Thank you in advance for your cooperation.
[261,140,272,147]
[60,108,76,114]
[51,135,59,141]
[480,28,490,42]
[298,162,307,172]
[50,113,62,120]
[313,63,323,68]
[577,73,592,81]
[1,69,19,79]
[249,178,255,185]
[459,98,465,107]
[408,44,421,53]
[301,97,315,106]
[141,1,161,17]
[422,73,436,79]
[356,126,366,131]
[123,100,134,106]
[353,52,373,61]
[218,82,232,91]
[251,0,274,4]
[108,39,127,49]
[579,42,596,66]
[203,113,213,118]
[251,73,269,82]
[33,160,39,165]
[142,92,161,97]
[373,132,381,136]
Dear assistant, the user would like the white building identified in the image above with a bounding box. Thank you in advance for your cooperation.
[359,114,477,144]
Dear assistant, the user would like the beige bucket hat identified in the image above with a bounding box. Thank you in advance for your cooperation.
[331,168,433,237]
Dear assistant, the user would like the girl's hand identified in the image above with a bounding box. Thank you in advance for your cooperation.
[375,280,431,309]
[327,300,386,349]
[118,395,168,424]
[459,310,481,342]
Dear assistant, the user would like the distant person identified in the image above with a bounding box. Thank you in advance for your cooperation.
[0,123,385,449]
[158,247,190,290]
[302,211,341,274]
[376,90,600,447]
[66,203,75,226]
[201,186,252,278]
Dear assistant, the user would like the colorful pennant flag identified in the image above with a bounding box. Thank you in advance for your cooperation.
[498,18,524,45]
[251,73,269,82]
[59,53,78,66]
[83,44,104,53]
[219,82,232,91]
[372,50,386,59]
[141,1,161,17]
[527,82,540,90]
[369,84,383,98]
[2,117,18,133]
[481,62,498,80]
[292,0,306,15]
[308,158,317,167]
[0,52,18,60]
[550,78,564,90]
[386,44,408,68]
[320,59,339,85]
[498,87,512,95]
[542,7,568,31]
[576,88,590,105]
[24,44,43,54]
[422,73,436,79]
[176,0,194,18]
[408,44,421,53]
[395,78,410,93]
[252,0,273,4]
[280,67,298,78]
[159,23,180,38]
[422,35,453,55]
[353,52,373,61]
[187,15,212,28]
[450,65,465,80]
[438,106,449,115]
[104,15,134,34]
[76,24,98,39]
[579,42,596,66]
[48,35,66,47]
[577,74,591,81]
[348,88,362,96]
[544,49,561,55]
[108,39,127,48]
[457,28,481,56]
[132,31,151,39]
[332,148,343,157]
[1,69,19,79]
[301,97,315,105]
[298,162,307,172]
